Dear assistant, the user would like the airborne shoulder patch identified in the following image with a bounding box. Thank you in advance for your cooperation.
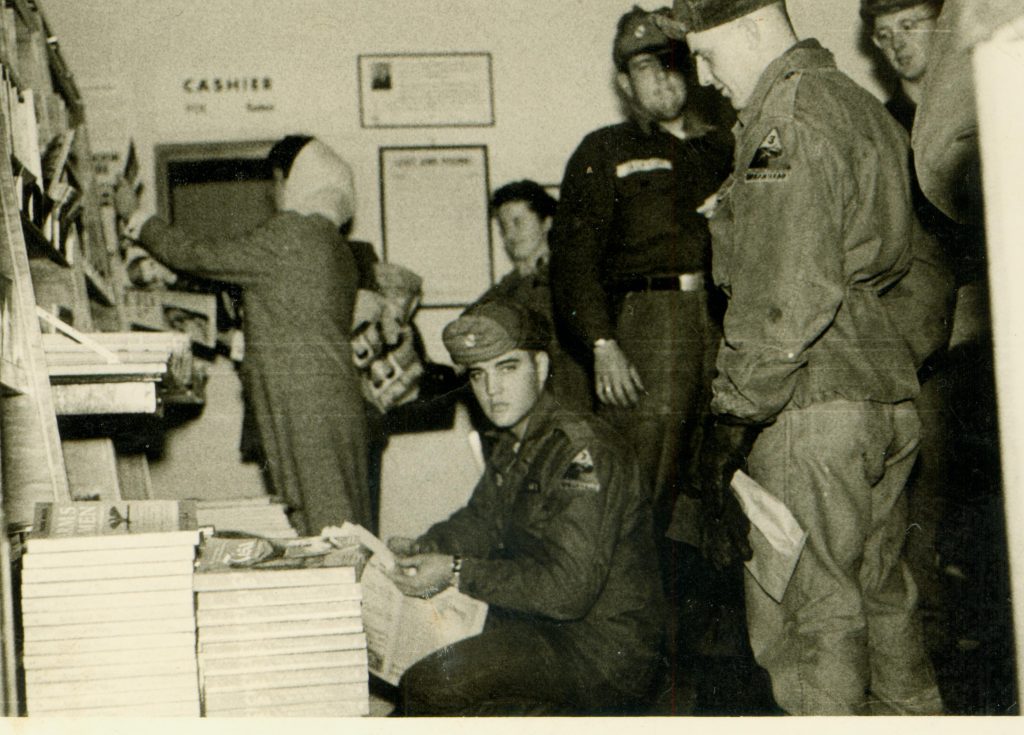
[560,448,601,493]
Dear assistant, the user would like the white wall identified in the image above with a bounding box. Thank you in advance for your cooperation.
[43,0,891,537]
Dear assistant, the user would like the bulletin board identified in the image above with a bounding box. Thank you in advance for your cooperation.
[379,146,493,307]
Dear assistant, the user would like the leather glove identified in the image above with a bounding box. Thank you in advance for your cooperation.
[696,419,763,570]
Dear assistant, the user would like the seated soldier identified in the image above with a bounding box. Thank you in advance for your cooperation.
[386,299,665,716]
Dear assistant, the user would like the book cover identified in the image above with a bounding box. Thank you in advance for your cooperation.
[207,699,368,717]
[201,681,367,711]
[20,558,195,584]
[194,534,365,574]
[198,648,366,678]
[193,565,355,591]
[22,614,196,643]
[196,599,361,627]
[20,542,196,569]
[30,499,198,538]
[202,664,367,693]
[19,587,193,615]
[197,616,363,644]
[22,600,195,628]
[196,582,360,610]
[197,632,367,660]
[24,630,196,658]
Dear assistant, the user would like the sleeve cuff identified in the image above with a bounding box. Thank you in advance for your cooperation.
[124,209,156,241]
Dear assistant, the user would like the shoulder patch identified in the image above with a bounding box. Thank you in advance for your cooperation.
[746,127,791,182]
[560,448,601,493]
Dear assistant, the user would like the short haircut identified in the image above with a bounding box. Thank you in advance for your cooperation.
[267,135,313,177]
[490,180,558,220]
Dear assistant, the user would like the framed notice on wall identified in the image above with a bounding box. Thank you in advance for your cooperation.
[359,53,495,128]
[380,146,492,307]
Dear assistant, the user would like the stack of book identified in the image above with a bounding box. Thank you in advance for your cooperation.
[19,500,202,716]
[195,566,369,717]
[195,497,296,538]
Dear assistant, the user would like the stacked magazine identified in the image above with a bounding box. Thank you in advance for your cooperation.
[194,538,369,717]
[20,500,202,716]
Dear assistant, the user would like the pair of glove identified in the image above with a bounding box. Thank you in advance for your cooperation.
[695,419,763,571]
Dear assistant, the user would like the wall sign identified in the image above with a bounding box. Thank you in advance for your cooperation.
[359,53,495,128]
[380,146,492,307]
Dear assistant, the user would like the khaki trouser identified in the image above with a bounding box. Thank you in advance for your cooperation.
[744,400,943,715]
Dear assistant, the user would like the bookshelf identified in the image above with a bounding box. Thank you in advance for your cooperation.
[0,0,195,715]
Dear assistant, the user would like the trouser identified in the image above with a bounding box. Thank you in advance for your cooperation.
[744,400,943,715]
[602,289,717,549]
[399,617,648,716]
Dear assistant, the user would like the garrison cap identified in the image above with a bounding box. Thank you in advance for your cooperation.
[442,300,551,366]
[613,6,674,71]
[859,0,941,20]
[655,0,779,38]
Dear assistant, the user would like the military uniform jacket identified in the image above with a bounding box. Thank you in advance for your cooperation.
[416,392,665,690]
[707,40,924,423]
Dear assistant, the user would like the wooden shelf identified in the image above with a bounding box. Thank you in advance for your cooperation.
[82,261,115,305]
[20,212,68,266]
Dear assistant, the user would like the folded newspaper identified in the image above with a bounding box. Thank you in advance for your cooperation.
[330,522,488,686]
[668,471,807,603]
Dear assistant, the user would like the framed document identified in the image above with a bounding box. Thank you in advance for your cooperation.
[380,146,493,307]
[359,53,495,128]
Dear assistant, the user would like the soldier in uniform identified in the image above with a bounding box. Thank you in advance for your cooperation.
[387,300,665,715]
[656,0,945,714]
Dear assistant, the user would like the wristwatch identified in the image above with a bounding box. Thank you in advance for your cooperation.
[450,555,463,590]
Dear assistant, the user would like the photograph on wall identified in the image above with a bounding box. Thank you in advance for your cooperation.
[358,53,494,128]
[380,146,492,306]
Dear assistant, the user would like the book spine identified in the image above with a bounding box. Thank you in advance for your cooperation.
[206,699,368,717]
[23,601,195,628]
[25,529,199,554]
[196,616,363,644]
[22,615,196,642]
[27,682,200,715]
[40,700,201,717]
[21,573,194,598]
[21,543,196,569]
[196,583,360,610]
[24,630,196,658]
[197,599,360,626]
[202,664,367,693]
[25,656,198,685]
[23,644,197,672]
[19,587,193,614]
[21,559,195,583]
[197,632,367,660]
[192,566,356,591]
[198,648,366,678]
[202,681,367,710]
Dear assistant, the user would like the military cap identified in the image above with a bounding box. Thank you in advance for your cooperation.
[442,300,551,366]
[613,6,674,71]
[654,0,779,38]
[859,0,942,20]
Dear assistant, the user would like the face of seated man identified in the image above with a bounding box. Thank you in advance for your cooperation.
[466,348,549,438]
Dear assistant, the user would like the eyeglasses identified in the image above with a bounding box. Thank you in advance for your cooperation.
[871,13,938,47]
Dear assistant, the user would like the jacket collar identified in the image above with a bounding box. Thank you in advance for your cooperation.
[485,388,560,464]
[736,38,835,130]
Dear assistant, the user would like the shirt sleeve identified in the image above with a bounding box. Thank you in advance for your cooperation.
[134,215,285,286]
[549,135,617,348]
[711,116,848,423]
[415,473,503,558]
[456,438,626,621]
